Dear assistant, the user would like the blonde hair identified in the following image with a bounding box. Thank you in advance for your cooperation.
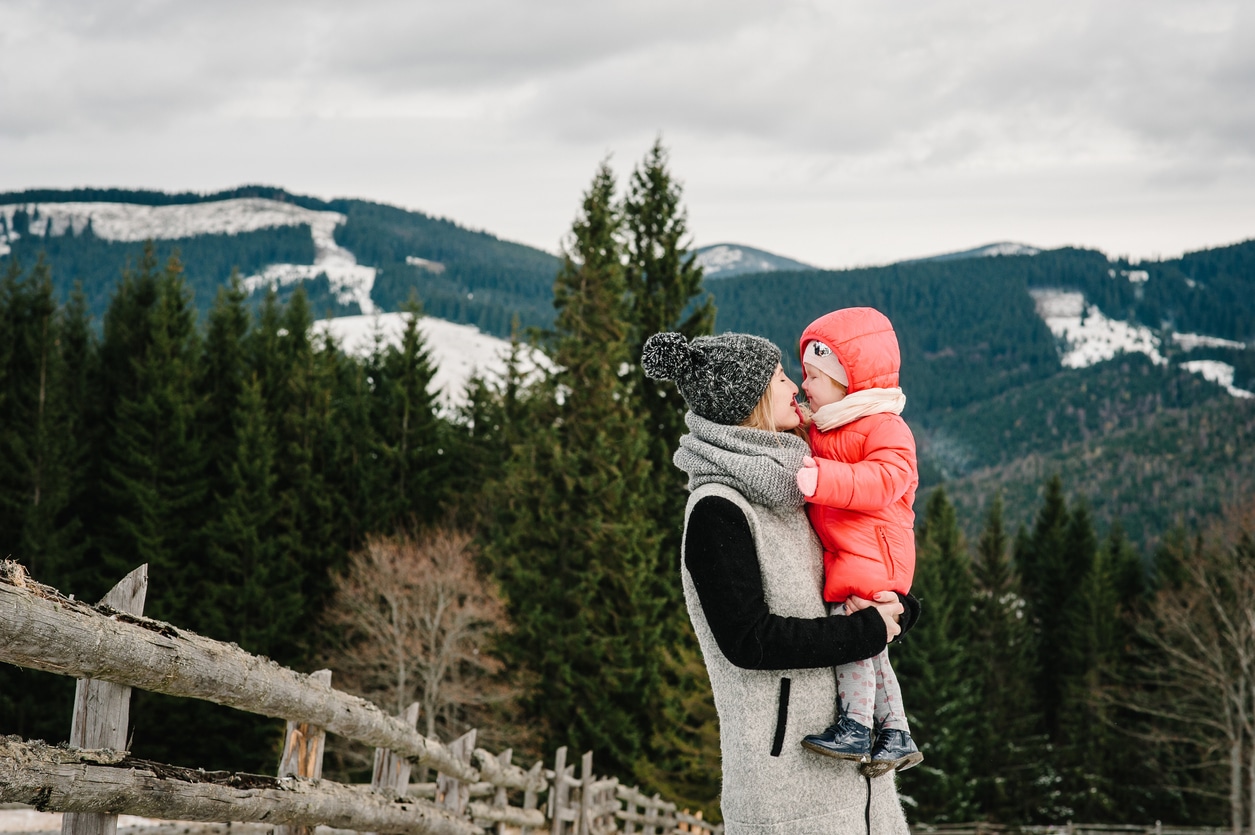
[741,390,776,432]
[740,377,807,438]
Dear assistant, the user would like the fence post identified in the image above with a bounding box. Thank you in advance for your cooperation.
[620,787,637,835]
[489,748,513,835]
[61,564,148,835]
[549,747,571,835]
[521,760,544,835]
[363,702,420,835]
[275,668,332,835]
[643,793,661,835]
[436,728,477,816]
[576,751,593,835]
[372,702,420,795]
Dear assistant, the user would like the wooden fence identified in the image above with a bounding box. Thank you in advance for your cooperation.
[0,561,721,835]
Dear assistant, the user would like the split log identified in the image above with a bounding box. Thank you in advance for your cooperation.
[436,730,476,815]
[0,569,475,782]
[0,738,481,835]
[276,668,332,835]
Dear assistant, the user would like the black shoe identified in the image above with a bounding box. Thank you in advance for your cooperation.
[801,716,871,762]
[860,728,923,777]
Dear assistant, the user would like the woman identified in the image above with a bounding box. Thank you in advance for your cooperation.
[642,330,917,834]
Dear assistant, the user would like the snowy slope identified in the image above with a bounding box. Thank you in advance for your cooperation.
[1030,288,1252,398]
[0,198,377,313]
[1030,289,1166,369]
[312,312,551,411]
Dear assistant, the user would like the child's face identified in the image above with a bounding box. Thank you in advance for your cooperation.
[769,364,802,431]
[802,363,847,409]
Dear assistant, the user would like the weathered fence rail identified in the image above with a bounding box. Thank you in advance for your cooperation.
[0,561,721,835]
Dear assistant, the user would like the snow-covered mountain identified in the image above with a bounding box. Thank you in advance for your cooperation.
[904,241,1042,263]
[694,244,815,278]
[0,194,549,407]
[0,198,379,313]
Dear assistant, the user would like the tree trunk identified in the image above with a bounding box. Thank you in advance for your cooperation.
[0,738,480,835]
[1233,734,1244,835]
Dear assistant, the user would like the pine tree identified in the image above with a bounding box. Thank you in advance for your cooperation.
[895,486,980,821]
[367,298,448,530]
[621,139,715,580]
[620,139,722,809]
[0,257,83,742]
[1015,474,1072,741]
[634,621,722,818]
[0,257,81,573]
[200,274,252,493]
[970,495,1051,822]
[94,249,207,615]
[256,287,344,618]
[482,161,663,779]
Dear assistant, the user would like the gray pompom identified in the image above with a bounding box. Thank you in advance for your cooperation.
[641,332,691,381]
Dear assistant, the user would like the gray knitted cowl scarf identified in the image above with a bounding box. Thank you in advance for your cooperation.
[673,412,810,509]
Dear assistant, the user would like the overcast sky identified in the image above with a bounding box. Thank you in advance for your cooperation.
[2,0,1253,268]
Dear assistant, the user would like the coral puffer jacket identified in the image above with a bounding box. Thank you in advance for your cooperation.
[799,307,918,603]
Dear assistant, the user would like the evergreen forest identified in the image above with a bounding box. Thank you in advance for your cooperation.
[3,148,1255,828]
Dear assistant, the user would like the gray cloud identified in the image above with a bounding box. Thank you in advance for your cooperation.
[2,0,1252,266]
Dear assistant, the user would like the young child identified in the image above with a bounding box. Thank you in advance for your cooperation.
[793,306,923,777]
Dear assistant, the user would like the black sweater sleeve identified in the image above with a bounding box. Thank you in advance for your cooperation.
[684,495,890,670]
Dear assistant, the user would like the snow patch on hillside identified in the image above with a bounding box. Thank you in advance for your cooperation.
[1031,289,1255,398]
[1179,360,1254,399]
[312,312,551,411]
[697,245,753,275]
[1,198,329,241]
[1173,332,1247,351]
[1108,268,1149,284]
[0,198,378,314]
[1030,289,1166,368]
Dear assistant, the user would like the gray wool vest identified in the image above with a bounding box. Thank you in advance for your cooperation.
[681,482,911,834]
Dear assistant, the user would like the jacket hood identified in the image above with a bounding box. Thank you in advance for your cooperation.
[799,307,900,394]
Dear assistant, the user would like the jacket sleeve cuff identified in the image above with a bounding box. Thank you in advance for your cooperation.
[895,592,921,636]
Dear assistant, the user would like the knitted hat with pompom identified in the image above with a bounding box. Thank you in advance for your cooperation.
[641,331,781,426]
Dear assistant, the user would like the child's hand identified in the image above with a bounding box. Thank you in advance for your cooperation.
[796,456,819,497]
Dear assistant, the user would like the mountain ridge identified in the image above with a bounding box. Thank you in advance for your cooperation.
[4,185,1252,552]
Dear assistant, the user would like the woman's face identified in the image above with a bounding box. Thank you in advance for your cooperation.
[769,364,802,431]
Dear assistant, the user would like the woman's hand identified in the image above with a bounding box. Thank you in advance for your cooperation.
[848,592,903,641]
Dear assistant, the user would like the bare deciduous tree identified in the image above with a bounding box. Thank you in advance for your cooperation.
[1124,502,1255,834]
[323,528,517,745]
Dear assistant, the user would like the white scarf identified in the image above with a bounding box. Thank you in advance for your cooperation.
[810,387,906,432]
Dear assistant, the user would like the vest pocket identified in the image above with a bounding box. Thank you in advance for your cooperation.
[770,677,792,757]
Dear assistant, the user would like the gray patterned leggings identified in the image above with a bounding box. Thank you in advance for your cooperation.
[833,604,910,732]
